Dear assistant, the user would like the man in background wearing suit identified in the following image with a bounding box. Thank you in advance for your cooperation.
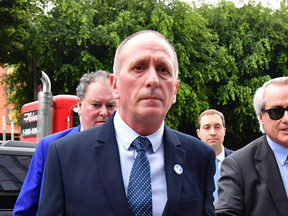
[36,30,216,216]
[216,77,288,216]
[196,109,233,203]
[13,70,117,216]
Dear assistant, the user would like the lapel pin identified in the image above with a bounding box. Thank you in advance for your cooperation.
[174,164,183,175]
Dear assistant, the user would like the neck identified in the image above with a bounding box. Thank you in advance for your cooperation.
[128,120,162,136]
[119,111,163,136]
[214,145,224,157]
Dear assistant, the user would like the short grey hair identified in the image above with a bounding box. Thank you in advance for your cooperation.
[76,70,111,101]
[113,30,179,78]
[253,76,288,133]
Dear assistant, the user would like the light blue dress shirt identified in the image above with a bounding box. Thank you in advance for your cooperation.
[266,136,288,198]
[114,111,167,216]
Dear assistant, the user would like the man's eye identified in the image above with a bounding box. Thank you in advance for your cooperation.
[134,65,144,71]
[93,104,100,107]
[107,104,116,109]
[158,67,168,73]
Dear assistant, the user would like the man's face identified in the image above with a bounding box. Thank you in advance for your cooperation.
[197,114,226,149]
[259,84,288,147]
[77,81,117,130]
[110,33,179,133]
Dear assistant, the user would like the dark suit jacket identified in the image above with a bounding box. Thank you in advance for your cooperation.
[224,147,233,158]
[215,135,288,216]
[36,114,216,216]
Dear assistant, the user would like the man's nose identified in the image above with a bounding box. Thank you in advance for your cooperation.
[282,110,288,122]
[99,106,108,116]
[146,68,159,88]
[210,129,216,136]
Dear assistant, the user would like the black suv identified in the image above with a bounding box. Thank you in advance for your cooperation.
[0,141,36,215]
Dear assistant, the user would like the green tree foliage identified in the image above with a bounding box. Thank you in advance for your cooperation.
[0,0,37,65]
[0,0,43,120]
[2,0,288,149]
[195,0,288,149]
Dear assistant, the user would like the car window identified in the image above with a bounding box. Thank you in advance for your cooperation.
[0,154,33,210]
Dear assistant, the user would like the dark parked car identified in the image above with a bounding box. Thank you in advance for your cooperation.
[0,141,36,215]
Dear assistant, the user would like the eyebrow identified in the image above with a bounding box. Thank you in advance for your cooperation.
[202,123,222,127]
[156,55,173,67]
[130,55,174,71]
[129,56,149,66]
[91,99,116,104]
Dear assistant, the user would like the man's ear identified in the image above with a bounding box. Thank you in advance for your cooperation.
[172,80,179,104]
[196,129,201,139]
[77,98,82,116]
[110,74,120,99]
[258,113,264,125]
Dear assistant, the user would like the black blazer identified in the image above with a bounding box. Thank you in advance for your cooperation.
[224,147,233,157]
[216,135,288,216]
[37,113,216,216]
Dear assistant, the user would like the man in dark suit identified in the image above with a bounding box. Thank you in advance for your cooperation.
[215,77,288,216]
[36,30,216,216]
[196,109,233,203]
[13,70,117,216]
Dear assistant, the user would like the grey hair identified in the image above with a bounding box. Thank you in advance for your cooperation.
[76,70,111,101]
[113,30,179,79]
[253,76,288,133]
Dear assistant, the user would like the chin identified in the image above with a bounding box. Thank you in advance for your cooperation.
[94,122,105,127]
[142,107,165,116]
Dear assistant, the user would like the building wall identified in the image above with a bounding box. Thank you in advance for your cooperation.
[0,66,20,140]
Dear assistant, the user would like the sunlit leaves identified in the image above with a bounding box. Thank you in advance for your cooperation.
[3,0,288,149]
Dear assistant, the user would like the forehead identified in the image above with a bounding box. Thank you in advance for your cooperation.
[126,33,171,47]
[264,84,288,107]
[85,82,111,97]
[121,33,176,66]
[200,114,223,125]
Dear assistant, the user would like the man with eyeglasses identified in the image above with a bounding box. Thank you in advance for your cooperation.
[215,77,288,216]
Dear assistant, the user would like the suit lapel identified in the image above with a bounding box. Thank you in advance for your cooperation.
[162,126,186,216]
[93,114,132,216]
[224,147,233,157]
[255,136,288,216]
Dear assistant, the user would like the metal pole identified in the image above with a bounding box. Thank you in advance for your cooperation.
[37,71,53,142]
[2,116,6,141]
[11,121,14,141]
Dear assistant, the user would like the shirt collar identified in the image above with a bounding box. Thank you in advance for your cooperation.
[114,111,164,153]
[266,135,288,166]
[216,145,225,163]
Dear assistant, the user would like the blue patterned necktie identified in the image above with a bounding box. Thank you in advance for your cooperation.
[127,136,152,216]
[213,158,221,203]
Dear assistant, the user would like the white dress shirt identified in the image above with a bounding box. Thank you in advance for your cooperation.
[114,111,167,216]
[216,146,225,171]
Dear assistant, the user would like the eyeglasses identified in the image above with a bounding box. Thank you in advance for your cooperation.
[261,107,288,120]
